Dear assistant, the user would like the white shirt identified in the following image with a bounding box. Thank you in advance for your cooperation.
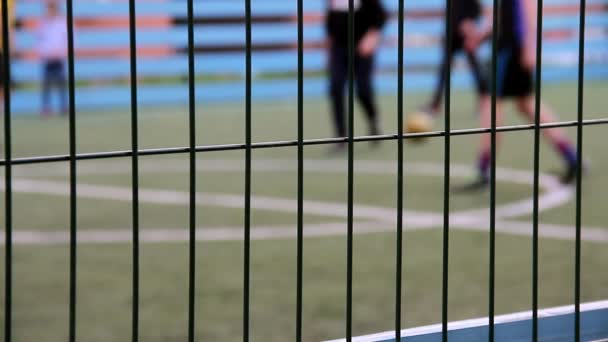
[37,16,68,60]
[330,0,361,11]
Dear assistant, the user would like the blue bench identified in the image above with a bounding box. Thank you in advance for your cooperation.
[9,0,608,114]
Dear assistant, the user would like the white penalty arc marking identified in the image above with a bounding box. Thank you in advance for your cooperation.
[2,160,602,245]
[2,222,408,245]
[10,159,575,222]
[4,178,440,227]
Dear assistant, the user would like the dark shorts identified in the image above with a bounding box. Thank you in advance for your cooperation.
[496,46,533,98]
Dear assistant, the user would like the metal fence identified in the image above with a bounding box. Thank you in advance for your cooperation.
[1,0,605,341]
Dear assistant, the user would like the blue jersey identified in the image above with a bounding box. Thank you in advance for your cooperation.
[499,0,526,48]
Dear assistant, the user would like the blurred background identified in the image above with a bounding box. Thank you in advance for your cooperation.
[1,1,608,341]
[9,0,607,113]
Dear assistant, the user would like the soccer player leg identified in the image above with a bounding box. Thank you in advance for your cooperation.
[465,50,490,117]
[54,61,68,114]
[427,52,451,115]
[329,45,348,139]
[478,99,504,180]
[506,41,581,183]
[428,35,462,114]
[515,96,581,183]
[41,61,53,116]
[456,49,509,191]
[355,53,380,137]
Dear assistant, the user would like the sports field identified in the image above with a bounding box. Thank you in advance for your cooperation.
[1,81,607,341]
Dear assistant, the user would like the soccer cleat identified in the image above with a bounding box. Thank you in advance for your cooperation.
[453,174,490,193]
[560,160,589,185]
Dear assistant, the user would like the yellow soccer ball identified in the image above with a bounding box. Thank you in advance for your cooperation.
[405,111,433,142]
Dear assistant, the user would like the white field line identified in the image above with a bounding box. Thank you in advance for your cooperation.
[4,178,440,227]
[9,160,573,223]
[326,300,608,342]
[2,174,574,231]
[2,160,601,245]
[467,220,608,242]
[1,222,401,245]
[3,219,608,245]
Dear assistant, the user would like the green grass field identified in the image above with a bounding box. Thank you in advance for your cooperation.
[1,81,607,341]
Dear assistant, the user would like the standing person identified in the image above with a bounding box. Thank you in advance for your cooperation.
[37,0,67,117]
[0,0,15,103]
[461,0,582,189]
[407,0,490,134]
[326,0,387,152]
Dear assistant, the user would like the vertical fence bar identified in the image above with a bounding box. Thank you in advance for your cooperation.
[574,0,586,340]
[243,0,252,340]
[531,0,544,340]
[394,0,405,339]
[488,0,499,339]
[345,0,355,340]
[186,0,196,339]
[441,0,453,339]
[65,0,77,339]
[2,0,11,339]
[295,0,304,340]
[128,0,140,340]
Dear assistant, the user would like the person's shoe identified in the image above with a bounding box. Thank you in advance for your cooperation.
[453,174,490,193]
[560,160,589,185]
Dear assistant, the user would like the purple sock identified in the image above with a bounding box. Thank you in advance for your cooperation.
[478,150,491,178]
[556,140,578,167]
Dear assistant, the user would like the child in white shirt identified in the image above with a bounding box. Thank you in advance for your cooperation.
[37,1,67,116]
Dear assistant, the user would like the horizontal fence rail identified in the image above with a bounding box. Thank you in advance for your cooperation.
[2,118,608,167]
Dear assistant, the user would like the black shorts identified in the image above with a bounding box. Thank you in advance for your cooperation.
[496,46,533,98]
